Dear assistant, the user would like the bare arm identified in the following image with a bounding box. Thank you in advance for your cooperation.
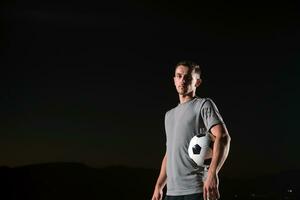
[209,124,231,174]
[152,152,167,200]
[203,124,231,200]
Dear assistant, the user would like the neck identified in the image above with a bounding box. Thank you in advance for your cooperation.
[179,92,196,104]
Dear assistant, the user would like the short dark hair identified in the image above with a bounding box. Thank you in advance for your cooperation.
[175,60,201,78]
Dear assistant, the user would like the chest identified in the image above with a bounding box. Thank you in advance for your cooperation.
[165,105,198,143]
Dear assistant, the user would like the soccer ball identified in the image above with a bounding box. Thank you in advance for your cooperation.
[188,133,214,167]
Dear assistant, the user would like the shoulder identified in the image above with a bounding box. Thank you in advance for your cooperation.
[195,97,219,109]
[194,97,213,105]
[165,107,175,118]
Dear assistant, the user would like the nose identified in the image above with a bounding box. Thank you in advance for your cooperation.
[180,77,186,84]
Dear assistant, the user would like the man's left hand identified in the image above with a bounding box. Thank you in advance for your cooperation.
[203,172,220,200]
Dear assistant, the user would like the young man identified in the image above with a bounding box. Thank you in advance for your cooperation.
[151,61,231,200]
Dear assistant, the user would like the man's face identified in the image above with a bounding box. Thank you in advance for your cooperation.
[173,65,200,95]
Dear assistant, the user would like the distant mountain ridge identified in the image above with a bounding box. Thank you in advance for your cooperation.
[0,162,299,200]
[0,162,158,200]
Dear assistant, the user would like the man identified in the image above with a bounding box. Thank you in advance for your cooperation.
[151,61,231,200]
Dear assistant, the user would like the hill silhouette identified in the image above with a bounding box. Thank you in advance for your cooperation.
[0,162,299,200]
[0,163,157,200]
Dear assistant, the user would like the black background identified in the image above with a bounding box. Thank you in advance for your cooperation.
[0,0,299,179]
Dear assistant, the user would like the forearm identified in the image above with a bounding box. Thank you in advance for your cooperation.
[209,125,231,175]
[155,153,167,189]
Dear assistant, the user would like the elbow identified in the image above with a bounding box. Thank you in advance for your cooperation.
[225,134,231,145]
[211,124,231,145]
[220,131,231,146]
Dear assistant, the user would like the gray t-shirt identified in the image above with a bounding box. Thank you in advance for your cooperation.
[165,97,224,196]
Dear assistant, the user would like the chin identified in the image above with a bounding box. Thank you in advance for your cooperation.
[178,90,193,96]
[177,91,187,95]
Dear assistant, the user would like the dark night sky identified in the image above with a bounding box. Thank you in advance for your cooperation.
[0,0,299,178]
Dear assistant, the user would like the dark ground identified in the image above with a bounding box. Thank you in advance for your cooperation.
[0,162,299,200]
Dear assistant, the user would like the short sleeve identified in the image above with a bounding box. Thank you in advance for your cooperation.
[200,98,224,132]
[164,110,170,146]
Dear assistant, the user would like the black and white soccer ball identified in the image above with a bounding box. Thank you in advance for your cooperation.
[188,133,214,167]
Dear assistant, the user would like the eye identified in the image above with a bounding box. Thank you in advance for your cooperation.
[185,76,192,81]
[176,74,182,78]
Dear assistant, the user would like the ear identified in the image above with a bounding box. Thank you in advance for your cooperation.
[173,76,176,85]
[195,78,202,88]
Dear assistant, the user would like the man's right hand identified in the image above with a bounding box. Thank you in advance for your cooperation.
[152,153,167,200]
[151,186,163,200]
